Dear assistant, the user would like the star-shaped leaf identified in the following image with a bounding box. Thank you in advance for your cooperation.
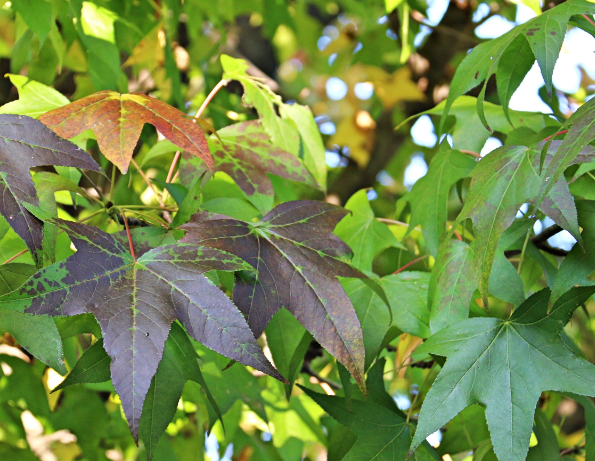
[410,286,595,461]
[187,120,318,213]
[0,220,281,440]
[181,200,369,388]
[0,114,102,266]
[39,91,212,173]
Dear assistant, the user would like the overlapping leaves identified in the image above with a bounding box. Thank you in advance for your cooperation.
[0,220,281,440]
[0,114,102,266]
[441,0,595,131]
[181,200,370,388]
[411,287,595,461]
[39,91,212,173]
[187,120,318,213]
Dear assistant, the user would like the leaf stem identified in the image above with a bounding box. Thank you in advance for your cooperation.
[517,225,533,275]
[459,149,482,159]
[130,158,166,209]
[582,13,595,28]
[121,211,136,261]
[165,79,230,185]
[542,129,569,142]
[110,164,117,201]
[394,254,430,275]
[2,249,28,265]
[80,170,108,202]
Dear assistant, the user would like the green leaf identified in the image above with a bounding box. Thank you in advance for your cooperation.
[278,103,327,189]
[0,115,102,267]
[221,55,299,155]
[170,174,202,228]
[335,189,404,272]
[341,278,391,370]
[265,308,311,396]
[140,322,221,461]
[496,34,536,124]
[0,260,65,374]
[0,74,69,118]
[0,220,281,440]
[551,200,595,302]
[539,98,595,201]
[454,145,541,304]
[300,386,439,461]
[429,240,477,334]
[540,175,582,245]
[379,271,431,338]
[488,252,525,305]
[526,409,559,461]
[206,120,318,213]
[399,96,548,154]
[406,149,476,255]
[0,310,66,374]
[11,0,53,44]
[182,201,368,389]
[54,339,110,391]
[411,287,595,461]
[440,0,595,131]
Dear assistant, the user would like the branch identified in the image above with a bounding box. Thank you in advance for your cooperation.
[300,363,342,390]
[505,224,569,258]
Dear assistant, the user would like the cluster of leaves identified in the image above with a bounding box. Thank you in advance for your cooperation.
[1,0,595,461]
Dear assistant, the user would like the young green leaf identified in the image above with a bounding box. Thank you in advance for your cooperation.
[335,189,404,271]
[182,201,368,389]
[221,55,299,155]
[0,114,102,266]
[39,91,211,173]
[0,220,281,440]
[411,287,595,461]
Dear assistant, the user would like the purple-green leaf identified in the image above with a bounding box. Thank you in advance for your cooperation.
[182,200,368,389]
[0,114,102,266]
[0,220,281,440]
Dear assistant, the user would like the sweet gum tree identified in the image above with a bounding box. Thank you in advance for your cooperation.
[0,0,594,460]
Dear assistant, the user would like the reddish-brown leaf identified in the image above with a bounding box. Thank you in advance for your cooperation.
[39,91,212,173]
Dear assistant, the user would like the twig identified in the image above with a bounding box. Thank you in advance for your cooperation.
[505,224,569,258]
[394,254,430,275]
[80,170,108,202]
[301,363,341,390]
[130,158,166,208]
